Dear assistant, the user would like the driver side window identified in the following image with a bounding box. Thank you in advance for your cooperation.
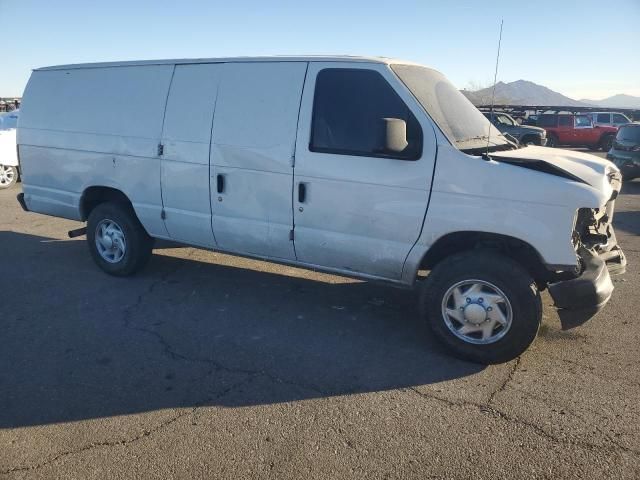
[310,68,422,160]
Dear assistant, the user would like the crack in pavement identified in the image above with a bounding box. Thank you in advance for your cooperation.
[406,386,640,458]
[0,409,192,476]
[545,355,640,389]
[119,256,329,398]
[506,386,638,455]
[487,356,521,406]
[0,375,260,477]
[1,252,326,477]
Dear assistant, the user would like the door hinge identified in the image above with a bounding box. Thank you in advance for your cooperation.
[161,209,166,220]
[157,143,164,156]
[289,229,294,241]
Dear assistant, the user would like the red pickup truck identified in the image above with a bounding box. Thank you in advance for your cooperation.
[536,113,617,151]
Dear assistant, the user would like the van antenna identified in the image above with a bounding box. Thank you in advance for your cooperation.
[485,19,504,160]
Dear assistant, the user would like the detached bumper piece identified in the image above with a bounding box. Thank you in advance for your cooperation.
[549,248,615,330]
[16,192,28,212]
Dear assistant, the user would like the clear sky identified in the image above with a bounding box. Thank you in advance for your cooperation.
[1,0,639,99]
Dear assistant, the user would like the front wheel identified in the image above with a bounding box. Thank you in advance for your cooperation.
[0,165,18,189]
[87,202,154,276]
[420,251,542,364]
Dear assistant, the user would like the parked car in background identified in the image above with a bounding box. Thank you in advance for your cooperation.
[0,109,19,189]
[537,113,617,150]
[0,109,19,129]
[607,123,640,181]
[482,112,547,145]
[589,112,632,128]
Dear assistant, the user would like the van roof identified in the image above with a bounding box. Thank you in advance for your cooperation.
[35,56,421,71]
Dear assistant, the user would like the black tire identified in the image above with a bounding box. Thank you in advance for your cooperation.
[87,202,154,276]
[0,165,18,189]
[546,134,558,148]
[600,134,614,152]
[419,251,542,364]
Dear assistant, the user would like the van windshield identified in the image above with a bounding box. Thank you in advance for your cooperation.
[391,64,511,153]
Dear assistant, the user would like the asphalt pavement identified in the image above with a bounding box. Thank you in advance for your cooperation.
[1,154,639,479]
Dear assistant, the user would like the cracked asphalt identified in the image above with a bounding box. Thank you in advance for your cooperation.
[1,160,639,479]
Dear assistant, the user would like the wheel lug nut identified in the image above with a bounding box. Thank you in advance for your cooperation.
[478,298,484,303]
[487,307,492,311]
[466,298,471,303]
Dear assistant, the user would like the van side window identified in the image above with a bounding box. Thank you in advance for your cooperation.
[310,68,422,160]
[596,113,610,123]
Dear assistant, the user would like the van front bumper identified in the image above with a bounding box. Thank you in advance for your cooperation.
[548,247,623,329]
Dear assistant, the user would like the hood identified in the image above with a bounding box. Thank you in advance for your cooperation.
[491,145,617,189]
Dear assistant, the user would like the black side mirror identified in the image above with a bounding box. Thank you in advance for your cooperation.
[381,118,408,153]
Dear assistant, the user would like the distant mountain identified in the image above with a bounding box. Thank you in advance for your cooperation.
[462,80,592,106]
[579,94,640,109]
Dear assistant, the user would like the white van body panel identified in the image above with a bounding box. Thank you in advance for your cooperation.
[160,63,222,248]
[18,65,174,236]
[400,144,616,283]
[210,61,307,260]
[293,62,437,279]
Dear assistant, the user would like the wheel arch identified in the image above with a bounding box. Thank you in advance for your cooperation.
[80,185,134,221]
[417,231,552,286]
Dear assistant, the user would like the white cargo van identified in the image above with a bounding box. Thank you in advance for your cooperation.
[16,56,626,363]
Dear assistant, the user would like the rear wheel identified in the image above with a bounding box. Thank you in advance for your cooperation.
[87,202,153,276]
[0,165,17,189]
[420,251,542,364]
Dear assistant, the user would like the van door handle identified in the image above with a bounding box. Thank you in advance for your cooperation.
[298,182,307,203]
[216,174,225,194]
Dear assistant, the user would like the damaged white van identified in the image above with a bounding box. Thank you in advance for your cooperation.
[16,56,626,363]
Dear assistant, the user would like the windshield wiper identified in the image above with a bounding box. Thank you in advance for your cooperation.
[455,135,489,143]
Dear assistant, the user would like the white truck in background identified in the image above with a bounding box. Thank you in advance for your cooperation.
[0,110,19,188]
[15,57,626,363]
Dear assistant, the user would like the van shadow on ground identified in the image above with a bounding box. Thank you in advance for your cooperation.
[0,231,482,428]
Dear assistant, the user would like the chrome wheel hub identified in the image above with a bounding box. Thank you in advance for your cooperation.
[95,219,126,263]
[0,165,15,185]
[463,303,487,325]
[441,280,513,345]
